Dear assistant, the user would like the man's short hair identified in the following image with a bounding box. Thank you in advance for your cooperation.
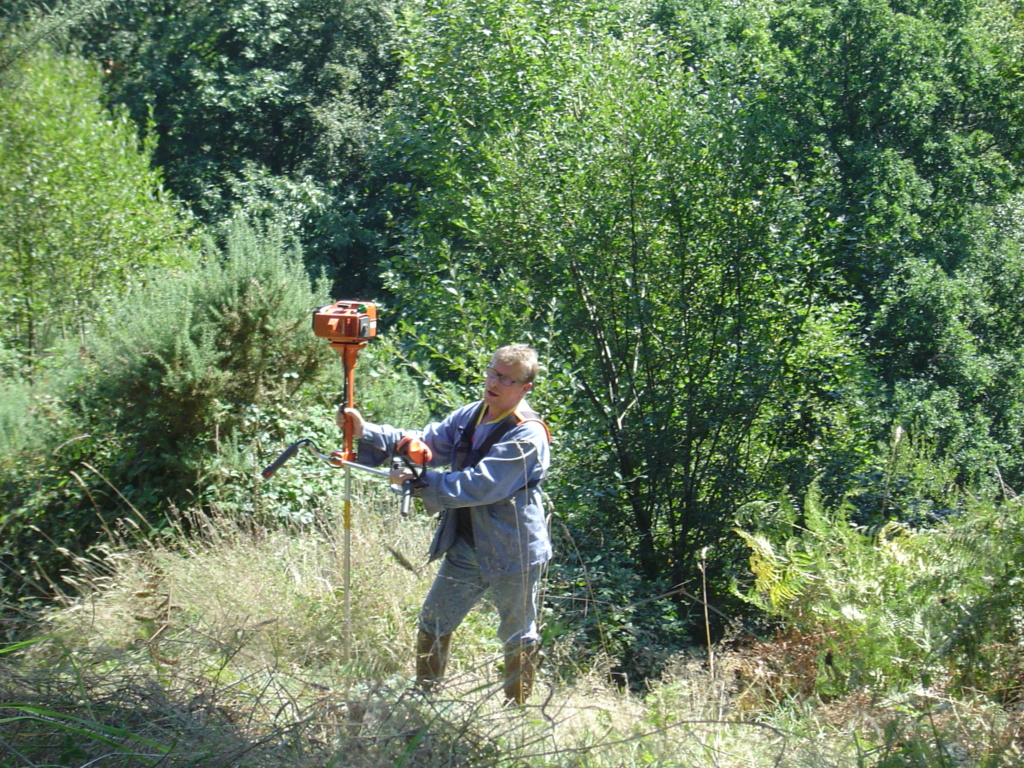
[493,344,539,383]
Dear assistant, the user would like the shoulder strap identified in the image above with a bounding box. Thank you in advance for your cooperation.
[470,412,520,464]
[453,401,487,471]
[512,403,551,445]
[454,401,551,471]
[466,404,551,467]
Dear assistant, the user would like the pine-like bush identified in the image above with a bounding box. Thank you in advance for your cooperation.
[0,218,337,599]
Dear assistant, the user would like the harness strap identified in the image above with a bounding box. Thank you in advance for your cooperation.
[452,401,549,544]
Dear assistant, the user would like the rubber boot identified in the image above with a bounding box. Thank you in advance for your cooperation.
[503,644,541,705]
[415,629,452,692]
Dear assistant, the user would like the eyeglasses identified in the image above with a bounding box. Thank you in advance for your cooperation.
[486,367,525,387]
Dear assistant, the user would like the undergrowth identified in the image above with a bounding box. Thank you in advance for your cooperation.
[3,477,1024,766]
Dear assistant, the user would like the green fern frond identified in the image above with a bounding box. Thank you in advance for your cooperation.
[733,529,813,612]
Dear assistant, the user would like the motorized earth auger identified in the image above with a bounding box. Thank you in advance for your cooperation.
[261,301,431,661]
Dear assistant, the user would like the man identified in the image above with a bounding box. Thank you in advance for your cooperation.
[338,344,552,704]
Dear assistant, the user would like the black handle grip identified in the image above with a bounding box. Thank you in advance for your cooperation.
[400,481,412,517]
[261,440,306,479]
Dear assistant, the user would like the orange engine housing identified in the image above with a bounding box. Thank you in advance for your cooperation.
[312,300,378,344]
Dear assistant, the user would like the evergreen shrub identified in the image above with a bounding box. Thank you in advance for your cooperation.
[69,217,331,482]
[0,218,337,600]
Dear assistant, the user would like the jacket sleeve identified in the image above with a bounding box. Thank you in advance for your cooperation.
[415,420,549,510]
[355,405,468,469]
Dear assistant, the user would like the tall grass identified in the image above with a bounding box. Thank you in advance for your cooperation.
[3,480,1021,767]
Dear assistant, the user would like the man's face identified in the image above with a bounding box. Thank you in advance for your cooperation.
[482,357,532,416]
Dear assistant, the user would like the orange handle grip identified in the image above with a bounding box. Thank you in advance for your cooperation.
[397,436,433,466]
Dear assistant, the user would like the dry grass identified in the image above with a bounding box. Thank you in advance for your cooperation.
[3,481,1024,766]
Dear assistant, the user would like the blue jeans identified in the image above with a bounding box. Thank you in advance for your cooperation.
[418,535,543,648]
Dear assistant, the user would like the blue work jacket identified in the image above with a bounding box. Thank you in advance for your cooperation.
[356,400,552,579]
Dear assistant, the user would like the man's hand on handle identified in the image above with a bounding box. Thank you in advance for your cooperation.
[337,406,365,441]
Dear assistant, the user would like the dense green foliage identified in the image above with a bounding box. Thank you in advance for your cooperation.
[0,38,194,365]
[68,0,400,292]
[763,0,1024,299]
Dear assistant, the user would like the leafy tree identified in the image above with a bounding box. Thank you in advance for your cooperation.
[72,0,399,292]
[0,41,194,366]
[482,40,857,610]
[870,209,1024,494]
[762,0,1024,306]
[741,0,1024,510]
[377,0,866,639]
